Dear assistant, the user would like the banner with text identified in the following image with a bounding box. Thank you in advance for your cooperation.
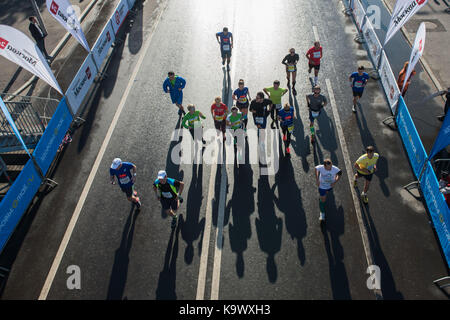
[46,0,90,52]
[0,25,62,94]
[384,0,428,45]
[420,161,450,268]
[65,54,97,115]
[396,96,428,178]
[379,51,401,114]
[352,0,366,32]
[403,22,426,92]
[92,20,115,68]
[110,0,130,35]
[362,15,383,66]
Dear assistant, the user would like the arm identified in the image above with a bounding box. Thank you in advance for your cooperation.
[354,161,371,174]
[263,88,269,98]
[163,79,169,93]
[179,77,186,90]
[315,169,320,187]
[110,175,116,185]
[216,33,220,44]
[153,185,161,200]
[199,112,206,119]
[282,56,287,65]
[230,34,233,48]
[131,165,137,183]
[247,90,252,101]
[333,171,343,185]
[178,181,185,197]
[322,96,328,107]
[181,115,190,129]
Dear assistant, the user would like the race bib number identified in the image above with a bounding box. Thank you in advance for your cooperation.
[287,64,296,72]
[255,117,264,124]
[239,97,247,103]
[354,81,363,88]
[288,125,294,133]
[222,44,230,51]
[215,115,224,121]
[311,111,320,118]
[313,51,321,59]
[119,176,131,185]
[275,104,282,111]
[162,191,173,198]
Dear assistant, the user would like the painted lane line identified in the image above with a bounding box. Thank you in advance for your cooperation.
[313,25,320,42]
[325,78,383,299]
[38,3,167,300]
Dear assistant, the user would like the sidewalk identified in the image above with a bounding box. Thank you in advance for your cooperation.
[0,0,122,100]
[383,0,449,92]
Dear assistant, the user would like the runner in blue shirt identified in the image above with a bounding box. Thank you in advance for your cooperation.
[163,71,187,116]
[232,79,251,130]
[277,103,296,157]
[349,66,370,113]
[110,158,141,208]
[216,27,233,70]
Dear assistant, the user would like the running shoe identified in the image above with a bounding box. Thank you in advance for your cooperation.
[171,215,178,228]
[227,64,230,71]
[293,88,297,96]
[361,193,369,204]
[135,197,141,208]
[283,134,287,141]
[271,121,276,129]
[352,105,356,113]
[319,212,325,221]
[310,135,315,144]
[353,179,357,188]
[178,196,183,204]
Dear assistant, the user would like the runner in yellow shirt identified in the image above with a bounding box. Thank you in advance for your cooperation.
[354,146,379,204]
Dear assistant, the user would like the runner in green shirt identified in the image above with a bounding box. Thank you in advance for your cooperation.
[263,80,288,129]
[182,104,206,142]
[226,106,243,145]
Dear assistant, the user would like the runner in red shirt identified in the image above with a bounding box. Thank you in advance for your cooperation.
[211,96,229,141]
[306,41,323,87]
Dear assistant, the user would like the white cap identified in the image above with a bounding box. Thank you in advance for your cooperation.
[157,170,167,179]
[111,158,122,169]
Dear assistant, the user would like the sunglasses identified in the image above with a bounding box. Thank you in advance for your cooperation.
[324,161,332,165]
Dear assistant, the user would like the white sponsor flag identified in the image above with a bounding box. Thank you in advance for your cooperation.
[384,0,428,45]
[403,22,426,91]
[47,0,90,52]
[0,25,62,94]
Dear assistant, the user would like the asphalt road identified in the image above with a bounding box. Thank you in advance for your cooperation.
[0,0,448,300]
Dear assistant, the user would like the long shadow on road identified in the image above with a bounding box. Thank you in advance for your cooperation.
[320,191,352,300]
[106,206,140,300]
[272,157,308,266]
[289,91,310,173]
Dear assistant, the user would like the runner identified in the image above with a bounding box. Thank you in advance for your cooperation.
[315,159,342,222]
[306,41,323,87]
[277,103,295,157]
[110,158,141,208]
[282,48,300,94]
[181,104,206,142]
[249,92,272,131]
[163,71,187,116]
[226,106,244,145]
[232,79,251,130]
[211,96,229,141]
[353,146,379,204]
[216,27,233,70]
[306,85,327,144]
[349,66,370,113]
[263,80,288,129]
[153,170,184,229]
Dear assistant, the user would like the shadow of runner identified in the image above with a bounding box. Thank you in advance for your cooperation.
[317,109,339,165]
[155,214,183,300]
[181,164,205,265]
[272,157,307,266]
[288,91,310,173]
[227,145,256,278]
[360,202,404,299]
[320,191,352,300]
[128,0,143,55]
[255,175,282,283]
[106,206,140,300]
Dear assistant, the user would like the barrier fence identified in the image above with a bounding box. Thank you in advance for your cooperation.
[0,0,136,255]
[347,0,450,268]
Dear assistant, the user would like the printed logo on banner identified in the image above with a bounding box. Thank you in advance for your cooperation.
[106,31,111,42]
[86,66,91,80]
[50,1,59,15]
[115,11,121,25]
[0,37,8,49]
[390,86,395,100]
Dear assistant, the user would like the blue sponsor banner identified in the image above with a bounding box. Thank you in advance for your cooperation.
[396,96,428,178]
[420,162,450,268]
[429,110,450,160]
[33,97,73,176]
[0,160,42,253]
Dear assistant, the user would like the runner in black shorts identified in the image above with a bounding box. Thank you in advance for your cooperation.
[282,48,300,95]
[232,79,251,130]
[154,170,184,228]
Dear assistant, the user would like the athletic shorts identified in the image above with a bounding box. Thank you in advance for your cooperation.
[318,187,332,197]
[309,109,322,123]
[161,197,179,211]
[309,63,320,71]
[352,90,364,98]
[170,92,183,105]
[356,171,373,181]
[214,120,226,132]
[121,185,135,198]
[221,49,232,59]
[236,102,249,110]
[253,115,267,129]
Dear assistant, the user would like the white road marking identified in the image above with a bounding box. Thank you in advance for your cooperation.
[313,26,320,42]
[38,3,167,300]
[325,78,383,299]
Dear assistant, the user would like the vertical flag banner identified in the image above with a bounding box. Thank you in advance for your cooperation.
[0,96,32,158]
[403,22,426,91]
[0,25,62,94]
[384,0,428,45]
[46,0,90,52]
[429,111,450,160]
